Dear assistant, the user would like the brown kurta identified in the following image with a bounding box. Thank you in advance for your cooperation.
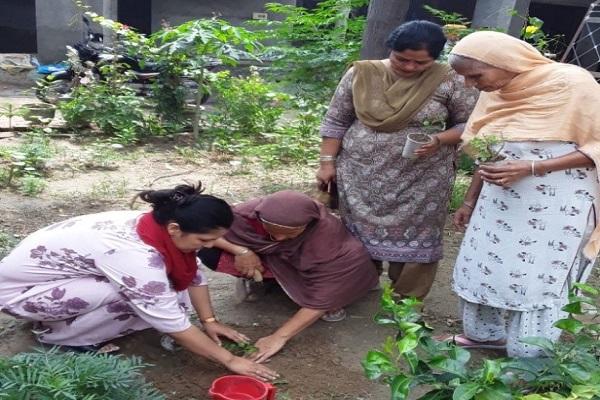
[223,191,378,310]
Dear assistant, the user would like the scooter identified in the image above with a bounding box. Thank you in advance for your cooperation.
[36,17,214,104]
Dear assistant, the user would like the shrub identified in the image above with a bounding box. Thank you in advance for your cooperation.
[363,284,600,400]
[0,347,165,399]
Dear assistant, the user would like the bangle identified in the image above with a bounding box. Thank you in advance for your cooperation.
[235,248,250,256]
[463,201,475,210]
[319,155,336,162]
[432,135,441,146]
[202,316,217,323]
[531,160,547,177]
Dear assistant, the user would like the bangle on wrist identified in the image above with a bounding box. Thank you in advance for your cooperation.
[319,155,336,162]
[235,248,250,256]
[463,201,475,210]
[202,316,218,323]
[432,135,441,145]
[532,160,546,177]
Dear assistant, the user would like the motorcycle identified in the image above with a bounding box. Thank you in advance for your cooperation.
[36,17,214,104]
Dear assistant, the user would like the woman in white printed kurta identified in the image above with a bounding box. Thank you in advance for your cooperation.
[448,31,600,357]
[0,211,197,345]
[0,183,278,381]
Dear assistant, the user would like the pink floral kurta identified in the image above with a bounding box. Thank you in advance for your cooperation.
[321,67,478,262]
[0,211,205,346]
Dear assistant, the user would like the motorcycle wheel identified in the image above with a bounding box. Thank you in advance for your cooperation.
[36,79,73,104]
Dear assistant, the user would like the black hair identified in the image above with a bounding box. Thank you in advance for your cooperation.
[385,20,447,59]
[137,182,233,233]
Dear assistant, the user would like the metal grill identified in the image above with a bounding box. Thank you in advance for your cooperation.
[561,1,600,81]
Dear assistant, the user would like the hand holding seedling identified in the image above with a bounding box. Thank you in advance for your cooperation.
[479,160,531,187]
[234,249,264,279]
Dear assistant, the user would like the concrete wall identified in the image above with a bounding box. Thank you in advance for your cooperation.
[35,0,108,63]
[151,0,297,31]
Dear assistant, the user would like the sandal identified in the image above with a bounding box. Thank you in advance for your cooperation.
[321,308,347,322]
[437,333,506,350]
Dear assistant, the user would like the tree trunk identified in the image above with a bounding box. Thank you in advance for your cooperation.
[359,0,411,60]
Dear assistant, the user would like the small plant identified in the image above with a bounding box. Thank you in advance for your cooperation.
[0,230,17,259]
[255,0,368,102]
[222,340,259,357]
[18,175,47,197]
[466,135,505,164]
[0,103,24,130]
[0,130,53,189]
[449,172,471,212]
[521,16,565,56]
[89,178,129,200]
[363,284,600,400]
[0,347,165,399]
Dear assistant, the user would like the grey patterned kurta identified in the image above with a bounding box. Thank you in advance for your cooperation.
[320,66,478,262]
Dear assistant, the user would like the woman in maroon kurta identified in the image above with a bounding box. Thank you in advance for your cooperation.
[200,191,378,362]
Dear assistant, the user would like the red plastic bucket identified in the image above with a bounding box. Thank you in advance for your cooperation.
[209,375,276,400]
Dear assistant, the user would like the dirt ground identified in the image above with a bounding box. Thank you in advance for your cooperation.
[0,90,480,399]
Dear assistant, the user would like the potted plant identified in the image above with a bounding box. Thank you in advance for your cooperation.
[465,135,506,164]
[20,103,56,126]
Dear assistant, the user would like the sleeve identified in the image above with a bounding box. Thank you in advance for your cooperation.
[189,258,208,287]
[94,246,192,334]
[447,70,479,129]
[319,67,357,139]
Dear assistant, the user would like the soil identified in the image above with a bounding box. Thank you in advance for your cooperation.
[3,91,589,400]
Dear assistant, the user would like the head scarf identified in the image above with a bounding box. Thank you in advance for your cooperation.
[450,30,600,259]
[223,191,378,310]
[352,60,450,132]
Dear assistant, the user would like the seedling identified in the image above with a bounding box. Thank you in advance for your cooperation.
[222,340,258,357]
[467,135,506,163]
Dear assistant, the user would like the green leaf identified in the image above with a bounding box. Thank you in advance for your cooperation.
[574,283,600,295]
[554,318,584,334]
[453,382,480,400]
[518,337,555,354]
[474,383,512,400]
[560,363,591,383]
[482,359,502,383]
[390,374,412,400]
[397,334,418,354]
[561,301,583,314]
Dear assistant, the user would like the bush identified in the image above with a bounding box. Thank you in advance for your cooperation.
[449,172,471,212]
[363,284,600,400]
[0,347,165,399]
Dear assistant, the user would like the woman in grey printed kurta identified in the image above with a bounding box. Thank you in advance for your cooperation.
[0,184,278,381]
[316,21,478,300]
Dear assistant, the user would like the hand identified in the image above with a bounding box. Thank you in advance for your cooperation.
[316,164,336,188]
[453,205,473,231]
[225,356,279,382]
[234,250,263,279]
[204,321,250,346]
[479,160,530,187]
[414,136,441,157]
[251,334,288,363]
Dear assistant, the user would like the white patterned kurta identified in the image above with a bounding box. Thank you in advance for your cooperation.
[453,141,599,356]
[0,211,205,346]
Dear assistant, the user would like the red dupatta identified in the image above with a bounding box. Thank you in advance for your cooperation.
[136,213,197,291]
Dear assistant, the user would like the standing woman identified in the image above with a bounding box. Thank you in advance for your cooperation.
[316,20,478,299]
[448,31,600,357]
[0,183,278,381]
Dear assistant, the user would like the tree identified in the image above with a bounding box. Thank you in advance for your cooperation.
[359,0,411,60]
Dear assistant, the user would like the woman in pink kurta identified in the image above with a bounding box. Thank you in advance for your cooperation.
[0,183,278,381]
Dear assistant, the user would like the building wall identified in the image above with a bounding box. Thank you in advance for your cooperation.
[150,0,297,31]
[35,0,107,63]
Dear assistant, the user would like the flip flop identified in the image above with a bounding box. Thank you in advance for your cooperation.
[437,334,506,350]
[321,308,347,322]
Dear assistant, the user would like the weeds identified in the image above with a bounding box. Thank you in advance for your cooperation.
[449,173,471,212]
[89,178,129,200]
[0,230,17,259]
[18,176,47,197]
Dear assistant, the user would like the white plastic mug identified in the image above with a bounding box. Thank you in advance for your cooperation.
[402,133,432,159]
